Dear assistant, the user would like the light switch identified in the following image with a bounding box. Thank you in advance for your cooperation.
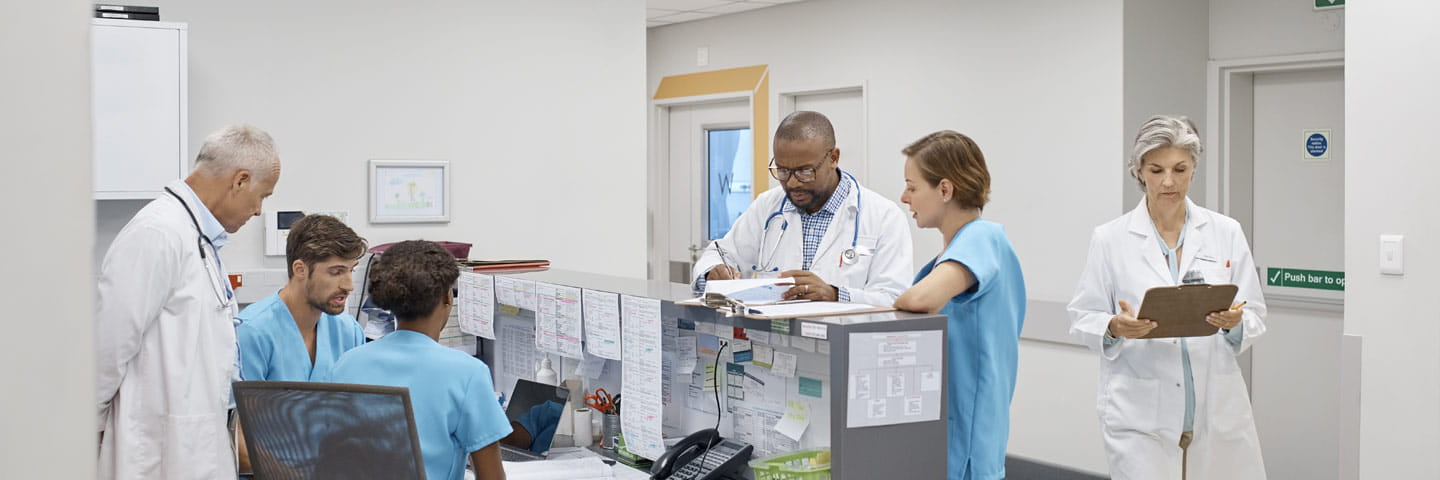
[697,46,709,67]
[1379,234,1404,275]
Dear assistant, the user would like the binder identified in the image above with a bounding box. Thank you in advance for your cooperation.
[94,12,159,20]
[1135,284,1239,339]
[94,4,160,14]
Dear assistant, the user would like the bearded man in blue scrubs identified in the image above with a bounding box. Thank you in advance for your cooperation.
[236,214,367,382]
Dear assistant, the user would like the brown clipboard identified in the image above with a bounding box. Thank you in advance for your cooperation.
[1135,284,1239,339]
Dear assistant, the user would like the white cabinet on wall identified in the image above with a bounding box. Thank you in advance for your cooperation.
[91,19,187,200]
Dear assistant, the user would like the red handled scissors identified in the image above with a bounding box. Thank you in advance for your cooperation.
[584,388,614,414]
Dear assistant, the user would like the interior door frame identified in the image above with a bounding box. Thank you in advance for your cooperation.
[649,91,755,283]
[1208,51,1352,479]
[778,82,868,187]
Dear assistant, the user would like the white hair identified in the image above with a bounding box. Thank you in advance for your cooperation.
[192,124,279,184]
[1128,115,1202,190]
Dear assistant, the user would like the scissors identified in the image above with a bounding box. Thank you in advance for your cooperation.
[585,388,615,414]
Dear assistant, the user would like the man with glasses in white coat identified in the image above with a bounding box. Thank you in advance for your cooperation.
[692,111,913,305]
[95,125,281,479]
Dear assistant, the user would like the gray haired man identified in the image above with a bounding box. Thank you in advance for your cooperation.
[95,125,281,479]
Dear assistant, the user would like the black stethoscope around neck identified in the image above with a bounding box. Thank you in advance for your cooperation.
[165,186,233,308]
[757,170,863,272]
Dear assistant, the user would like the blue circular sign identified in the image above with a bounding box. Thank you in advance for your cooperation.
[1307,133,1328,157]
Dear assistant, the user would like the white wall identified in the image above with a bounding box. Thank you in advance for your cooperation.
[0,0,96,477]
[1123,0,1209,210]
[1210,0,1344,61]
[96,0,649,280]
[1345,3,1440,477]
[649,0,1124,474]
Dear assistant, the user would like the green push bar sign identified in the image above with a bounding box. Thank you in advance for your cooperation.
[1267,268,1345,291]
[1315,0,1344,10]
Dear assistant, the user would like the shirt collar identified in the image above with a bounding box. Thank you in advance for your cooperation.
[173,181,230,250]
[786,170,852,217]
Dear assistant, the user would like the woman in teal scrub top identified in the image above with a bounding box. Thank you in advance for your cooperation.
[893,131,1026,480]
[330,240,510,480]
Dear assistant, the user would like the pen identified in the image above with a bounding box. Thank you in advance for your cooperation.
[1230,301,1247,310]
[713,241,737,277]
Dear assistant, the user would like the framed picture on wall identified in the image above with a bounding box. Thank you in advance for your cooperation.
[369,159,450,223]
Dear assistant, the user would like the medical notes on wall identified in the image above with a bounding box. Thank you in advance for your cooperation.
[846,330,942,428]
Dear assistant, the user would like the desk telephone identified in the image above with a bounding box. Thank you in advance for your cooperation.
[650,429,753,480]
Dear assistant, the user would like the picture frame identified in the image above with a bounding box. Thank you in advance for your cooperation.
[368,159,451,223]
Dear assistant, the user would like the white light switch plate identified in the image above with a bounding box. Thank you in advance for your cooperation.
[1379,234,1404,275]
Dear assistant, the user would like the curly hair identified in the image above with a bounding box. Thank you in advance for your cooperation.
[366,240,458,321]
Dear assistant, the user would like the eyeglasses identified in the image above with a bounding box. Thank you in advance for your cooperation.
[769,150,833,183]
[452,287,459,299]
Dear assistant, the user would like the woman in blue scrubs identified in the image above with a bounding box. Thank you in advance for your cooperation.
[330,240,510,480]
[893,131,1026,480]
[237,214,367,383]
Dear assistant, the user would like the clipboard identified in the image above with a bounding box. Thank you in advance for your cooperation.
[1135,284,1239,339]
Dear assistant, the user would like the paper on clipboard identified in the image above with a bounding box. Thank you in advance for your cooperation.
[744,302,895,319]
[1135,284,1239,339]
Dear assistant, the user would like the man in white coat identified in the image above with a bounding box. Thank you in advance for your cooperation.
[95,125,281,479]
[692,111,912,305]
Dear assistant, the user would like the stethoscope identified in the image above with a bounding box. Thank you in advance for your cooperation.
[165,187,234,309]
[757,170,863,273]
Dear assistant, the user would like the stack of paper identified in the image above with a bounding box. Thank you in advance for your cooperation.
[704,278,791,305]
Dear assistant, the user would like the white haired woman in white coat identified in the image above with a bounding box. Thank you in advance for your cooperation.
[1068,115,1267,480]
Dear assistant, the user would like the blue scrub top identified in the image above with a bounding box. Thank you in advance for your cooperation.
[915,220,1026,480]
[236,291,366,382]
[329,330,512,480]
[516,401,564,453]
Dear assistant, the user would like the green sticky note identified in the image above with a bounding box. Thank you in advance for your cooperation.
[799,377,823,398]
[771,320,790,335]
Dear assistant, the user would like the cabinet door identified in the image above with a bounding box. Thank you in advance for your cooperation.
[92,23,184,198]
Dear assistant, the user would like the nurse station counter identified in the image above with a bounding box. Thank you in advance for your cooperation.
[405,268,950,479]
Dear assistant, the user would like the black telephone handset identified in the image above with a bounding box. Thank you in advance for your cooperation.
[650,428,753,480]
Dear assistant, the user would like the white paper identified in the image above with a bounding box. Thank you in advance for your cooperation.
[695,321,716,336]
[748,301,878,318]
[516,279,539,311]
[536,283,584,359]
[774,401,810,442]
[496,317,539,401]
[920,370,941,392]
[678,336,698,374]
[800,322,828,340]
[747,329,771,345]
[790,337,816,353]
[731,339,752,353]
[619,295,664,460]
[581,289,623,360]
[456,272,496,339]
[752,345,774,367]
[847,331,944,428]
[770,351,798,378]
[577,353,608,379]
[704,278,790,305]
[495,276,519,307]
[817,340,830,355]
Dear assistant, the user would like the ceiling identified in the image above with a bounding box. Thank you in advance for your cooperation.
[647,0,805,28]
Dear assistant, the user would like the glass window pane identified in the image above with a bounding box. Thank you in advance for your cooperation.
[707,128,754,240]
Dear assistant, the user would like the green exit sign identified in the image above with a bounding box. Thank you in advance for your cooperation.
[1315,0,1345,10]
[1267,268,1345,291]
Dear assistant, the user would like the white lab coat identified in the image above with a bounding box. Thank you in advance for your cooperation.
[1068,198,1267,480]
[95,180,239,479]
[693,178,914,306]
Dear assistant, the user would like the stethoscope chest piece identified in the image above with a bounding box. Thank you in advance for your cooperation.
[841,248,858,265]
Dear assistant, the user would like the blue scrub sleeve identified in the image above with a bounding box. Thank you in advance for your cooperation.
[456,364,513,454]
[939,225,1003,299]
[236,323,271,381]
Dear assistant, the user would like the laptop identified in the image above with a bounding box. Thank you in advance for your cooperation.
[499,379,569,462]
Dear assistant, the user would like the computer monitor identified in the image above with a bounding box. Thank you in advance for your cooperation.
[234,381,427,479]
[500,379,569,458]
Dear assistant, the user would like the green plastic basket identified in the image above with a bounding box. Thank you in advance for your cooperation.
[749,449,832,480]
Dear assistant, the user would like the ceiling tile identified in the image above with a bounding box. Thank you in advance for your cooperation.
[647,0,731,11]
[698,2,769,14]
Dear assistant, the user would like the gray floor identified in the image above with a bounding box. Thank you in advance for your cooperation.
[1005,456,1108,480]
